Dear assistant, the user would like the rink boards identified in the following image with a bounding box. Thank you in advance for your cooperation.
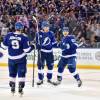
[0,48,100,69]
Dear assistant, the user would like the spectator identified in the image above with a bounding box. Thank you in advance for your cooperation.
[0,0,99,48]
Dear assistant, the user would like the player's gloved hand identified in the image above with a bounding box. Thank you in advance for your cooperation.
[30,44,35,50]
[0,42,6,50]
[29,41,36,50]
[57,42,61,48]
[30,41,35,45]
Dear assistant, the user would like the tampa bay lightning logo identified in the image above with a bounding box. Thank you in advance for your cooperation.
[0,52,3,58]
[42,37,51,46]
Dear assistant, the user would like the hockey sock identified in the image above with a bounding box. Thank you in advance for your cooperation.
[19,82,25,89]
[9,81,15,88]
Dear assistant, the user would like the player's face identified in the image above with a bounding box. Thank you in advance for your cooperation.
[63,31,69,37]
[43,27,49,33]
[16,29,23,34]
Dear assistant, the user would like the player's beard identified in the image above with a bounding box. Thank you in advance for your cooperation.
[43,27,49,33]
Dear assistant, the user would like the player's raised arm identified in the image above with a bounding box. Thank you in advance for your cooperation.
[0,35,8,50]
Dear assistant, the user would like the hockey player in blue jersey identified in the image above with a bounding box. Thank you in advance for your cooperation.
[36,21,57,85]
[0,22,34,95]
[54,27,82,87]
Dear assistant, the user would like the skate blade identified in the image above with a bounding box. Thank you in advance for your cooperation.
[36,82,43,87]
[19,93,23,97]
[11,92,15,96]
[37,84,43,88]
[12,93,14,96]
[47,82,55,86]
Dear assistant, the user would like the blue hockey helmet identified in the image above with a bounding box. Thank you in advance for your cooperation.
[62,27,69,32]
[15,22,24,30]
[41,21,49,29]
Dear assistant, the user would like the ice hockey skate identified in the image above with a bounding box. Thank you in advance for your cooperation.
[18,86,24,97]
[77,80,82,87]
[37,80,43,86]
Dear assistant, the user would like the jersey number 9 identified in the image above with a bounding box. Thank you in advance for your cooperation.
[11,40,19,49]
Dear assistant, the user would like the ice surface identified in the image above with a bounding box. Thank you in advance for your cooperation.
[0,67,100,100]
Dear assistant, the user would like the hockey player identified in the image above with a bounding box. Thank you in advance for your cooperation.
[54,27,82,87]
[36,21,57,85]
[0,22,34,95]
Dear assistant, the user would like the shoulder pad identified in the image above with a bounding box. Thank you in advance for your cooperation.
[7,32,13,35]
[71,35,75,38]
[5,32,13,36]
[68,35,75,38]
[49,31,54,36]
[22,33,28,37]
[50,31,54,34]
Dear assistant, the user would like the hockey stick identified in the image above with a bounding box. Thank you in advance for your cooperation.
[32,15,39,87]
[32,15,42,87]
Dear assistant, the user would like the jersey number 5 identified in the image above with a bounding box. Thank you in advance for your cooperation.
[11,40,19,49]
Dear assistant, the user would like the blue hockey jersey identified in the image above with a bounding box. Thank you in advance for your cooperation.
[36,31,57,53]
[59,35,78,58]
[1,32,34,62]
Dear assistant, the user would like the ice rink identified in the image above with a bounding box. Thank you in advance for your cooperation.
[0,67,100,100]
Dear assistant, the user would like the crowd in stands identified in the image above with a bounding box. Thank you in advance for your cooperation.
[0,0,100,48]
